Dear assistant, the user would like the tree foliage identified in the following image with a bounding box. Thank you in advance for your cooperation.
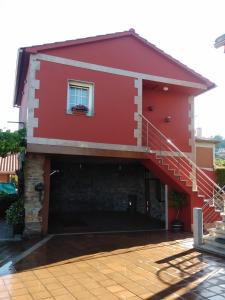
[216,158,225,167]
[211,135,225,150]
[216,168,225,188]
[0,128,26,157]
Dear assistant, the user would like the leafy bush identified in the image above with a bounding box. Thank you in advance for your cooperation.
[216,158,225,167]
[5,198,25,225]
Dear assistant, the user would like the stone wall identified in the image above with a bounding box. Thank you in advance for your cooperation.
[50,159,146,216]
[24,153,45,235]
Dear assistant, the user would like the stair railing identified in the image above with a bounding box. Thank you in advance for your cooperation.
[140,114,225,229]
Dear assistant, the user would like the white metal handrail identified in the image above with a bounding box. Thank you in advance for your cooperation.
[141,113,222,192]
[140,113,225,227]
[142,124,216,198]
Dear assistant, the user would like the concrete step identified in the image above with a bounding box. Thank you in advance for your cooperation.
[208,228,225,239]
[196,242,225,258]
[216,220,225,230]
[203,235,225,251]
[204,198,210,202]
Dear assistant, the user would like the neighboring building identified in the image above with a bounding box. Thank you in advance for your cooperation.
[14,29,219,236]
[0,154,18,182]
[195,137,218,178]
[214,34,225,50]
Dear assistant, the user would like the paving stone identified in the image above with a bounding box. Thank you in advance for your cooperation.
[1,232,225,300]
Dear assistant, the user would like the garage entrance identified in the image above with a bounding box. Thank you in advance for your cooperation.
[48,156,166,233]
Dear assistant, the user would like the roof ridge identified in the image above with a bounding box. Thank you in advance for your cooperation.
[24,29,133,52]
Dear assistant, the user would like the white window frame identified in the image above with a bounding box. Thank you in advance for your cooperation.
[67,80,94,116]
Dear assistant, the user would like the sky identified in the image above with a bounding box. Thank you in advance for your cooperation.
[0,0,225,137]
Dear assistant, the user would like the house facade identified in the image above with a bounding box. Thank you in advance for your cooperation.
[14,30,218,236]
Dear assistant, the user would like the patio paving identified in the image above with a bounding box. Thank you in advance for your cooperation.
[0,231,225,299]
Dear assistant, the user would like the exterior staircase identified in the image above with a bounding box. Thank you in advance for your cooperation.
[140,114,225,254]
[200,214,225,256]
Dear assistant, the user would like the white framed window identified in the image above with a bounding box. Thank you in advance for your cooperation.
[67,80,94,116]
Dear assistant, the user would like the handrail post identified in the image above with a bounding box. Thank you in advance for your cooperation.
[193,208,203,247]
[178,152,181,177]
[147,122,149,151]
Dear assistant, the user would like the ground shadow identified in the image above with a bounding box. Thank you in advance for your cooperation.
[147,247,225,299]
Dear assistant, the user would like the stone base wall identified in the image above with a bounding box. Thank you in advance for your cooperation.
[23,153,45,236]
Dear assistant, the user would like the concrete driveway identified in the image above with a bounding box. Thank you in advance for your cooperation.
[0,231,225,299]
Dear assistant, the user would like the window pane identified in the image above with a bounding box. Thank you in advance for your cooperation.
[68,83,92,113]
[82,88,89,106]
[69,86,75,96]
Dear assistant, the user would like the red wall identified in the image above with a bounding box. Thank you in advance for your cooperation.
[42,36,206,85]
[143,88,191,152]
[34,61,137,145]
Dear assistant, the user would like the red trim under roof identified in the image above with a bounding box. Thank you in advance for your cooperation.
[14,29,215,106]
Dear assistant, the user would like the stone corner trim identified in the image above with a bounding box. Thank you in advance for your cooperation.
[134,78,142,147]
[27,55,40,138]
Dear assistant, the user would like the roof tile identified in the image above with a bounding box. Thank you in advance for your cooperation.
[0,154,19,174]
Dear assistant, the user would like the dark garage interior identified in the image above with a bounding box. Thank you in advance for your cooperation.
[48,156,165,233]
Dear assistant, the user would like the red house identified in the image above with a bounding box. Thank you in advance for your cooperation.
[14,29,220,236]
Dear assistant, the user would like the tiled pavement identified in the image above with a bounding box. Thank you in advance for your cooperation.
[0,231,225,299]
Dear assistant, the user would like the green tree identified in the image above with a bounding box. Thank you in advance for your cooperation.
[212,135,225,150]
[0,128,26,157]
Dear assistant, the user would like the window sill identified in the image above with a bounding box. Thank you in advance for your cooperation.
[66,112,94,117]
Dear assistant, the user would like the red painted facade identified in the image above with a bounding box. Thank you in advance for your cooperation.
[29,34,206,149]
[143,88,191,152]
[15,30,217,233]
[34,61,137,145]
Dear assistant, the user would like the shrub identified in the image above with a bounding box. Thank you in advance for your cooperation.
[169,191,187,220]
[5,198,25,225]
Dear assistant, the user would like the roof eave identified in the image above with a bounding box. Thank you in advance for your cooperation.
[13,48,30,107]
[214,34,225,48]
[195,137,220,144]
[214,40,225,49]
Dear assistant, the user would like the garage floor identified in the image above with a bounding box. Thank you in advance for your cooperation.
[48,212,165,234]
